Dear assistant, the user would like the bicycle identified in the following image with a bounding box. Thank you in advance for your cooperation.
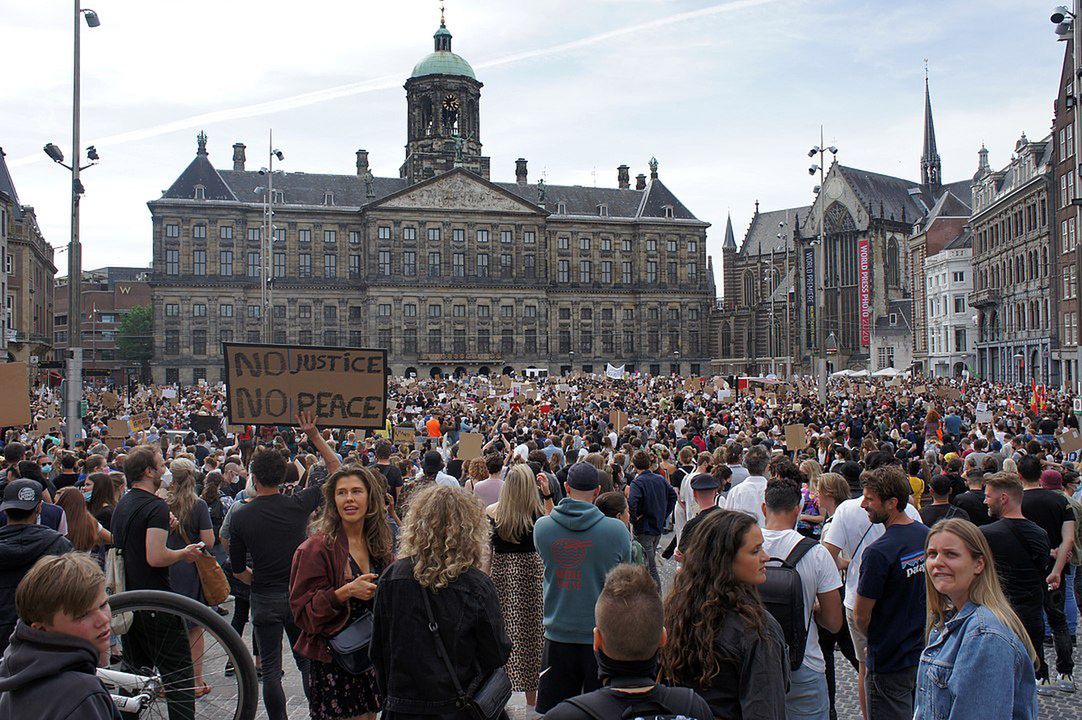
[99,590,258,720]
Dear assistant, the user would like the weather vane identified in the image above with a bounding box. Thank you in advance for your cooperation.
[440,1,446,25]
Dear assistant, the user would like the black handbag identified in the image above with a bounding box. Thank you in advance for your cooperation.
[421,586,511,720]
[328,611,374,675]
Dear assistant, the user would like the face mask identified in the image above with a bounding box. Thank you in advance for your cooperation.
[41,465,52,475]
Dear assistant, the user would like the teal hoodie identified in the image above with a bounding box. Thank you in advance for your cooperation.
[533,498,632,644]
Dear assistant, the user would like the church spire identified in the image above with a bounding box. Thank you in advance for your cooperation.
[722,213,737,251]
[921,62,942,189]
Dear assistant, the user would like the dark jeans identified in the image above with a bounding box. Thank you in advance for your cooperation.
[1043,570,1075,676]
[122,609,195,720]
[229,594,259,661]
[535,639,601,714]
[251,590,310,720]
[818,614,858,720]
[865,667,916,720]
[635,532,662,590]
[1022,612,1049,682]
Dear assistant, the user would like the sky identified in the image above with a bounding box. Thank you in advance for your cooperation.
[0,0,1066,285]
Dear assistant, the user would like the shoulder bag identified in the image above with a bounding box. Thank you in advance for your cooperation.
[421,585,511,720]
[327,555,375,675]
[179,524,231,606]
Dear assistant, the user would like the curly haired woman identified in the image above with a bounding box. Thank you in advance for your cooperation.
[661,509,789,720]
[370,484,511,720]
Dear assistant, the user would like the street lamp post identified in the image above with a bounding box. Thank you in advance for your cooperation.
[260,132,284,342]
[45,3,100,447]
[776,218,793,379]
[809,130,839,404]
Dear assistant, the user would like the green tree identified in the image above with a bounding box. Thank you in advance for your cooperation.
[116,304,153,369]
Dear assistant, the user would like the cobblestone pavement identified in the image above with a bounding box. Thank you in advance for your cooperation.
[252,544,1082,719]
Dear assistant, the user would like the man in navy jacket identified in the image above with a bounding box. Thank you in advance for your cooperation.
[628,449,677,589]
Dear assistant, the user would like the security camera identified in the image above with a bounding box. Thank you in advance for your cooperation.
[43,143,64,164]
[86,146,99,161]
[1051,5,1072,23]
[808,147,819,158]
[809,165,819,175]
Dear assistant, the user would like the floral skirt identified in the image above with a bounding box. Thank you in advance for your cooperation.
[490,551,544,693]
[307,657,381,720]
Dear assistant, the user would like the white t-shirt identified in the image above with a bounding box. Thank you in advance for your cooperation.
[822,497,923,609]
[724,475,768,526]
[761,528,842,675]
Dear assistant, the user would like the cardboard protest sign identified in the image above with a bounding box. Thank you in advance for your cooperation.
[129,411,151,432]
[0,363,30,426]
[784,424,808,450]
[103,436,126,450]
[36,417,61,435]
[222,342,387,429]
[108,419,130,438]
[609,409,628,432]
[1060,429,1082,453]
[393,427,415,444]
[101,391,119,409]
[975,410,993,424]
[459,433,484,461]
[913,385,927,395]
[936,386,963,402]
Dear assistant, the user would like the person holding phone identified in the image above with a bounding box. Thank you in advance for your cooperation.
[291,465,393,720]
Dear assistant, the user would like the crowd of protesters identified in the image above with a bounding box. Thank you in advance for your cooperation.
[0,370,1079,720]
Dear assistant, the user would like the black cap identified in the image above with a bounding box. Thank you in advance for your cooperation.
[689,473,719,491]
[566,462,600,491]
[0,479,43,512]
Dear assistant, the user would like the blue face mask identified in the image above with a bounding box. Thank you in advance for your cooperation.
[41,465,52,475]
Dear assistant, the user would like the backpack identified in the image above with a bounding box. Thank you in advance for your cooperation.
[760,537,818,671]
[564,685,710,720]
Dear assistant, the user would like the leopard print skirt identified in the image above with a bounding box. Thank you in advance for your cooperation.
[490,550,544,692]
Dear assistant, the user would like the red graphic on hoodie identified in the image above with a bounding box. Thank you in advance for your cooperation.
[551,538,592,590]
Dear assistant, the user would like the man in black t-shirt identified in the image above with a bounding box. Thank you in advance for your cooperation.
[918,475,969,527]
[1017,457,1076,690]
[373,441,404,501]
[111,445,203,719]
[229,448,321,720]
[981,472,1055,691]
[953,469,991,526]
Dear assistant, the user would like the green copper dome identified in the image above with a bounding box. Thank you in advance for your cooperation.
[411,22,476,79]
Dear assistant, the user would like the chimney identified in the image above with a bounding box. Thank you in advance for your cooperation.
[516,158,528,186]
[232,142,246,171]
[635,174,647,191]
[356,149,369,176]
[617,165,630,189]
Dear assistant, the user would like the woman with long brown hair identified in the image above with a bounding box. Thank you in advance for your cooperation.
[86,471,125,532]
[290,466,393,720]
[661,509,788,720]
[165,457,216,697]
[915,518,1037,719]
[55,486,111,553]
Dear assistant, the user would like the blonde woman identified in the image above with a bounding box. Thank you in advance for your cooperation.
[797,459,825,538]
[370,485,512,720]
[915,518,1037,720]
[165,457,216,698]
[486,464,547,706]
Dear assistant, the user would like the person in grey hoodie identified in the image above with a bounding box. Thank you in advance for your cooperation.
[0,553,119,720]
[0,480,72,655]
[534,461,632,714]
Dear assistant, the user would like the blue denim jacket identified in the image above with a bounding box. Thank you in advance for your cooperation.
[914,602,1037,720]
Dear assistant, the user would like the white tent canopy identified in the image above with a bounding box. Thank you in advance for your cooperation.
[831,369,853,378]
[872,367,901,377]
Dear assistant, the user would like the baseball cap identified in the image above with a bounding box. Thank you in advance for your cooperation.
[689,473,719,491]
[1,479,43,512]
[566,462,600,491]
[1040,469,1064,490]
[421,451,444,475]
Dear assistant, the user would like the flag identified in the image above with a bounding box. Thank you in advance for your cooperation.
[1030,379,1039,415]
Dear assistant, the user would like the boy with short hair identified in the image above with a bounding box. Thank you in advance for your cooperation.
[543,563,713,719]
[0,553,120,719]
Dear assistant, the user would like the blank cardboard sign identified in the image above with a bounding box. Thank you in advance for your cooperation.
[784,424,808,450]
[0,363,30,426]
[459,433,484,461]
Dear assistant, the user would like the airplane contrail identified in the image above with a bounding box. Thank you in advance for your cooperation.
[8,0,782,168]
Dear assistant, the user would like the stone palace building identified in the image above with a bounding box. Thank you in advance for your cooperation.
[148,17,715,384]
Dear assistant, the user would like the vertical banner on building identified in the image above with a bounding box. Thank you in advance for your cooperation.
[858,237,871,347]
[803,248,816,348]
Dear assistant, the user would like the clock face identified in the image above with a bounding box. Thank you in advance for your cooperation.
[443,95,459,112]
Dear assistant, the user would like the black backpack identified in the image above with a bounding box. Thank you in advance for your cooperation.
[563,685,711,720]
[760,537,818,671]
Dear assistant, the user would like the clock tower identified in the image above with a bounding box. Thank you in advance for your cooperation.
[401,16,489,184]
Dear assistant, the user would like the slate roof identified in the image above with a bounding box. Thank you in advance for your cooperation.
[943,226,972,251]
[739,205,810,257]
[157,146,703,222]
[836,166,926,223]
[722,214,736,250]
[0,148,25,219]
[875,298,913,335]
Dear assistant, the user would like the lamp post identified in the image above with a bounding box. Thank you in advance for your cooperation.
[777,215,793,378]
[809,130,838,404]
[569,350,575,375]
[44,3,100,448]
[259,132,284,342]
[674,349,681,376]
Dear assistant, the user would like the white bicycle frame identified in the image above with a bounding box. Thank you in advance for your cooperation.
[97,666,161,714]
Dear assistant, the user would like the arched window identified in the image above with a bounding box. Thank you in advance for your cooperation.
[886,239,900,287]
[720,323,733,357]
[745,328,755,358]
[1042,246,1049,277]
[742,271,756,307]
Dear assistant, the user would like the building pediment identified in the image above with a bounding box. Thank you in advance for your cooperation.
[371,168,546,215]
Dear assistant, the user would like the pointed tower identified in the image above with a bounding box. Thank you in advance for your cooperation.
[921,69,942,190]
[721,213,738,306]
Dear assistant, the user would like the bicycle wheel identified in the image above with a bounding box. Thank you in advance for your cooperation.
[106,590,258,720]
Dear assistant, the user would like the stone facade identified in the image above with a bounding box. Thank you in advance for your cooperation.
[148,20,714,384]
[924,233,974,377]
[970,135,1056,384]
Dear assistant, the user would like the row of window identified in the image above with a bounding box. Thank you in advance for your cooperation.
[974,197,1049,256]
[928,327,968,355]
[927,295,967,317]
[976,244,1050,291]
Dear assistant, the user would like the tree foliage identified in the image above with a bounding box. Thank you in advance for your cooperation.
[116,304,153,366]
